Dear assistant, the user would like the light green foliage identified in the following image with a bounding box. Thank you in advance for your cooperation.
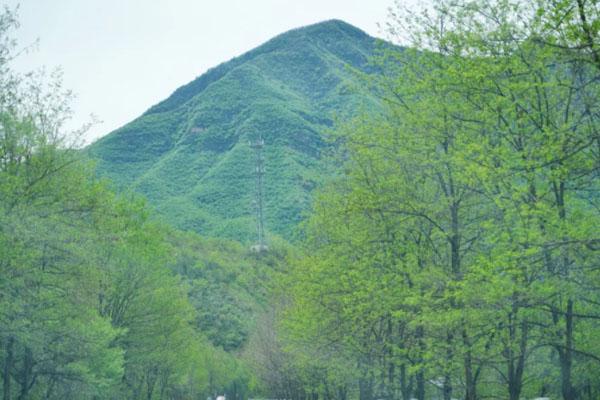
[283,1,600,400]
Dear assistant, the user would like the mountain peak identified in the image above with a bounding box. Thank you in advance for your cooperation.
[263,19,373,51]
[285,19,369,37]
[142,20,376,116]
[89,19,387,241]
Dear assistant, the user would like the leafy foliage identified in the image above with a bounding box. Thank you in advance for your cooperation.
[281,1,600,400]
[0,9,280,399]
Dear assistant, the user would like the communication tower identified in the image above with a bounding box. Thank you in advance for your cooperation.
[249,136,267,252]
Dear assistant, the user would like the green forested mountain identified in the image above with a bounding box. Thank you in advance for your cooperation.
[5,1,600,399]
[87,19,386,241]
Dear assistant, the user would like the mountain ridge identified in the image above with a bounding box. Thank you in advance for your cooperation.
[144,19,377,116]
[88,19,391,242]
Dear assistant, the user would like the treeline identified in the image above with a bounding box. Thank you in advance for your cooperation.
[277,1,600,400]
[0,9,279,400]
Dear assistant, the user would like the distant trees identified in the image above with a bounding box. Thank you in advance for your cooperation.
[283,1,600,399]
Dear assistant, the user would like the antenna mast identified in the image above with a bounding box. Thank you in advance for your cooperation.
[249,136,267,251]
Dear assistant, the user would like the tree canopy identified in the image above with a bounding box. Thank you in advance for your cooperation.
[281,1,600,399]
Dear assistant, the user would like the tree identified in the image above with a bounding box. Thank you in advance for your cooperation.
[0,8,224,399]
[284,1,600,399]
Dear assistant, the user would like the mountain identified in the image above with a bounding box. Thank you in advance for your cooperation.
[87,19,388,242]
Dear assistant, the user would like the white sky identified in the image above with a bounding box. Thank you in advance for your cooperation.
[6,0,401,143]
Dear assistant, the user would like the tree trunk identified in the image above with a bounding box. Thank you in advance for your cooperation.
[399,363,413,400]
[3,337,14,400]
[464,352,477,400]
[559,299,576,400]
[146,368,157,400]
[442,374,452,400]
[17,347,33,400]
[337,384,347,400]
[415,369,425,400]
[415,324,425,400]
[463,330,477,400]
[443,332,453,400]
[506,308,528,400]
[358,374,373,400]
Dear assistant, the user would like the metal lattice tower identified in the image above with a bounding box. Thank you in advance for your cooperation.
[249,136,267,251]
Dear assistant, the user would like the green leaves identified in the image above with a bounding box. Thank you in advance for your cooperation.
[0,8,250,398]
[282,1,600,399]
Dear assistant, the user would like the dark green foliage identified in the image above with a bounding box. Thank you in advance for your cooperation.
[87,20,389,242]
[167,232,270,351]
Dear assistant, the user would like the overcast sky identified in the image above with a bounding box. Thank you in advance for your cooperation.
[6,0,401,143]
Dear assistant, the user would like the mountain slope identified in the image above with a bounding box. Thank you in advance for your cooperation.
[88,20,388,242]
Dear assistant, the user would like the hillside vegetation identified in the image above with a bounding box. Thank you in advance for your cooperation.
[88,20,388,242]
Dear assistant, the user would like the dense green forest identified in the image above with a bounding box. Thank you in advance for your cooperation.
[2,0,600,400]
[87,19,390,242]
